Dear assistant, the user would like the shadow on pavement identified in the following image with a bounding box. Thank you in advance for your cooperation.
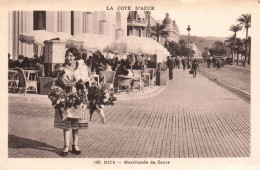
[8,134,61,157]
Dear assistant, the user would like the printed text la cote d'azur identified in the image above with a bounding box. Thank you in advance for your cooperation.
[106,6,154,10]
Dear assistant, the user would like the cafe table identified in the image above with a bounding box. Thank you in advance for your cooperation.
[117,75,142,93]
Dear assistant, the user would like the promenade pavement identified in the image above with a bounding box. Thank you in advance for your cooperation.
[199,63,250,102]
[8,68,250,158]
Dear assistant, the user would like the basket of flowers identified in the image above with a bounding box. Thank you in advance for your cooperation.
[48,64,116,124]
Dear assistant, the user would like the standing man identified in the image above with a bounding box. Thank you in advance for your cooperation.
[207,57,211,68]
[167,56,173,80]
[242,58,246,68]
[182,57,187,71]
[177,57,181,69]
[216,59,221,70]
[192,59,199,78]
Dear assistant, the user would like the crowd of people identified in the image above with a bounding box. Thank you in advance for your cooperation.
[8,51,159,79]
[8,53,45,76]
[166,56,200,79]
[77,52,158,79]
[206,57,225,70]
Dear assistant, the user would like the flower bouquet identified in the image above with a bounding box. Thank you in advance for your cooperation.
[48,79,88,120]
[87,85,117,123]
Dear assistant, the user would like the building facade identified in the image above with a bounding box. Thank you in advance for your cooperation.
[127,11,146,37]
[190,43,202,58]
[160,13,180,45]
[8,11,127,60]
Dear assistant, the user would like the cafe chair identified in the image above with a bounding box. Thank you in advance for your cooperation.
[143,68,156,87]
[17,70,38,95]
[132,76,144,92]
[100,71,116,92]
[117,76,133,94]
[132,70,144,92]
[8,70,19,93]
[132,70,142,76]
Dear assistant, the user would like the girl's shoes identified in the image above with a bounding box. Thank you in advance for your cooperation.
[72,145,81,155]
[61,146,70,157]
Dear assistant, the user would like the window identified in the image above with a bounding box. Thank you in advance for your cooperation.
[71,11,74,35]
[33,11,46,30]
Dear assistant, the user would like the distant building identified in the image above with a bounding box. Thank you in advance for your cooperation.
[127,11,149,37]
[190,43,202,58]
[8,11,127,60]
[160,13,180,45]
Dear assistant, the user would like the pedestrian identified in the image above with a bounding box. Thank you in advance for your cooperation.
[167,56,173,80]
[182,57,186,71]
[192,59,199,78]
[172,57,175,69]
[242,59,246,68]
[216,60,221,70]
[221,58,225,67]
[212,58,216,67]
[177,57,181,69]
[54,48,89,157]
[207,58,211,68]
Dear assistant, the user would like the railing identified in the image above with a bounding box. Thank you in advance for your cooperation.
[127,20,146,27]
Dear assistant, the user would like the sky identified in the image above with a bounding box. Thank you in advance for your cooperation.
[148,0,258,38]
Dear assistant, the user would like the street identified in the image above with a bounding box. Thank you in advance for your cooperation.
[198,63,250,102]
[8,68,250,158]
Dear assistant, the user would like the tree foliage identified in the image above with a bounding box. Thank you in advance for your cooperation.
[150,23,169,42]
[209,41,227,57]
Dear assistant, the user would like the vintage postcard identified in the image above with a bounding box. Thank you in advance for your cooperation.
[1,0,260,169]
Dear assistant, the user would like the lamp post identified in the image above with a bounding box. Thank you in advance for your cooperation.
[187,25,191,68]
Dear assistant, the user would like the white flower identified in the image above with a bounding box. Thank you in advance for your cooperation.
[74,59,90,82]
[56,99,61,104]
[72,87,77,93]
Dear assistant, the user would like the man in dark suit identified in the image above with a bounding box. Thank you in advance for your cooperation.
[167,56,174,80]
[14,55,26,68]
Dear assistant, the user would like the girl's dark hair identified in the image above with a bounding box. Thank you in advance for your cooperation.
[64,48,79,67]
[65,48,78,58]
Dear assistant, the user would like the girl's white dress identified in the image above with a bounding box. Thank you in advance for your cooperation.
[54,62,89,130]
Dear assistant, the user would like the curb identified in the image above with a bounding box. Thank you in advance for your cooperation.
[200,73,250,103]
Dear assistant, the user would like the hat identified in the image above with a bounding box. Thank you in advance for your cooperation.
[18,55,24,59]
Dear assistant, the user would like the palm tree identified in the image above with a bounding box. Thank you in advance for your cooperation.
[176,39,188,57]
[229,24,242,38]
[212,41,226,57]
[150,23,169,42]
[234,38,245,64]
[237,13,251,64]
[165,41,177,56]
[224,36,236,61]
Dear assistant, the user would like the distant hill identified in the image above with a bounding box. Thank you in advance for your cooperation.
[180,34,227,52]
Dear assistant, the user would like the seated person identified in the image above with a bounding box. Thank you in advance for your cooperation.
[132,61,140,70]
[105,60,112,71]
[113,62,121,72]
[14,55,26,69]
[124,59,131,69]
[23,57,30,69]
[8,53,15,68]
[28,55,39,69]
[121,65,134,77]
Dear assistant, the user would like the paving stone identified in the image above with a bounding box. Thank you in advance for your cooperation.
[8,69,250,158]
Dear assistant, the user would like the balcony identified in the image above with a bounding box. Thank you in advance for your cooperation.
[127,20,146,27]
